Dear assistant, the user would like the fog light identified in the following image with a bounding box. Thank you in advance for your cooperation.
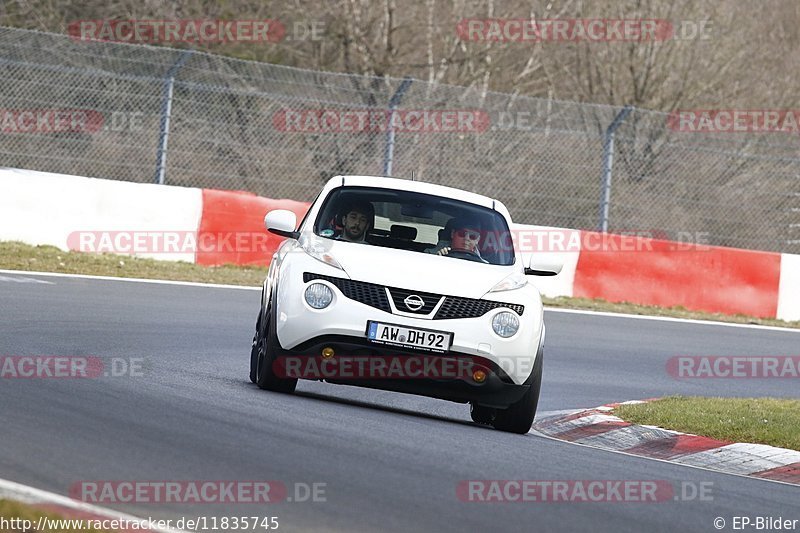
[305,283,333,309]
[321,347,335,359]
[492,311,519,338]
[472,369,487,383]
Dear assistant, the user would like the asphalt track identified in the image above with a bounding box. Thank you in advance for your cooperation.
[1,272,798,532]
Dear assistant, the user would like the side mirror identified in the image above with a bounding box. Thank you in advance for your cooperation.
[264,210,299,239]
[524,254,563,276]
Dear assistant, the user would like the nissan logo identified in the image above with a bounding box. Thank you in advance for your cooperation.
[404,295,425,311]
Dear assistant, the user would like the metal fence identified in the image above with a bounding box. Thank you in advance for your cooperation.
[1,26,798,253]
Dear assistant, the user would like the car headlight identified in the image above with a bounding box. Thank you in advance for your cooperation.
[492,311,520,338]
[304,283,333,309]
[299,234,344,271]
[489,272,527,292]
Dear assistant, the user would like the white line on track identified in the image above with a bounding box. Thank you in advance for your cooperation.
[2,269,798,333]
[0,477,187,533]
[0,269,259,290]
[0,274,53,284]
[543,307,800,334]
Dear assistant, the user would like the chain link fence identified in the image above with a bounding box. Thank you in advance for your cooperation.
[1,26,798,253]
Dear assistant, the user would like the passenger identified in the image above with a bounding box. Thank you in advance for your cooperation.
[335,201,375,243]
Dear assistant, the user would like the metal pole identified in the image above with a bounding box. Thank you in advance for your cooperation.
[599,105,633,232]
[154,50,193,185]
[791,195,800,250]
[383,77,413,176]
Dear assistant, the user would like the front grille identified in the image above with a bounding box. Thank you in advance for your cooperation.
[387,287,442,315]
[434,297,524,320]
[303,273,524,319]
[303,273,391,313]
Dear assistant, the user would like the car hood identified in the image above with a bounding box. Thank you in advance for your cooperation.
[320,238,515,299]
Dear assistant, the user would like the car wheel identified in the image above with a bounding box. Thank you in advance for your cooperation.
[491,350,543,434]
[249,309,262,384]
[470,403,495,425]
[255,295,297,394]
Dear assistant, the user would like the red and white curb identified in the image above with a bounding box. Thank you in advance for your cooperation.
[0,478,187,532]
[532,401,800,486]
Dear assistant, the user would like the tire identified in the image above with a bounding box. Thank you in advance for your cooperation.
[491,350,543,434]
[470,403,495,425]
[249,310,262,384]
[254,294,297,394]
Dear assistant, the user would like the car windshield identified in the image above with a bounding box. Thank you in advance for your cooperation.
[313,186,514,266]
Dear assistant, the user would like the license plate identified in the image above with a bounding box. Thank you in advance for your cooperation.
[366,321,453,353]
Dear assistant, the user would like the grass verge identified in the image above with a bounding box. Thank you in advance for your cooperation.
[2,241,799,330]
[0,241,266,286]
[0,499,111,532]
[614,396,800,451]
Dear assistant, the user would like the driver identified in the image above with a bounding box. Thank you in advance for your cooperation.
[426,216,487,262]
[336,200,374,243]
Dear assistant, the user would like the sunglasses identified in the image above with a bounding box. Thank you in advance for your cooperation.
[454,229,481,240]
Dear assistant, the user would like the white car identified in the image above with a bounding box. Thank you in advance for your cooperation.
[249,175,561,433]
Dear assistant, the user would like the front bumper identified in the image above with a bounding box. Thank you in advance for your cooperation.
[273,335,531,408]
[274,264,543,386]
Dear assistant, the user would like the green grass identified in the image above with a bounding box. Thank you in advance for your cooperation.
[0,241,266,286]
[1,241,799,330]
[614,396,800,451]
[0,499,112,532]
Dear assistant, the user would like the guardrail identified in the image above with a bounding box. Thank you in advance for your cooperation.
[2,167,797,321]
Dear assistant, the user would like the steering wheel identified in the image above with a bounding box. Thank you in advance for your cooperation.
[447,248,483,262]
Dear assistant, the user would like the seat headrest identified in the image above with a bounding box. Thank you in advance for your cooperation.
[390,225,417,240]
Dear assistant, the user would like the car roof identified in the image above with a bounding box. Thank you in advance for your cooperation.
[324,175,505,214]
